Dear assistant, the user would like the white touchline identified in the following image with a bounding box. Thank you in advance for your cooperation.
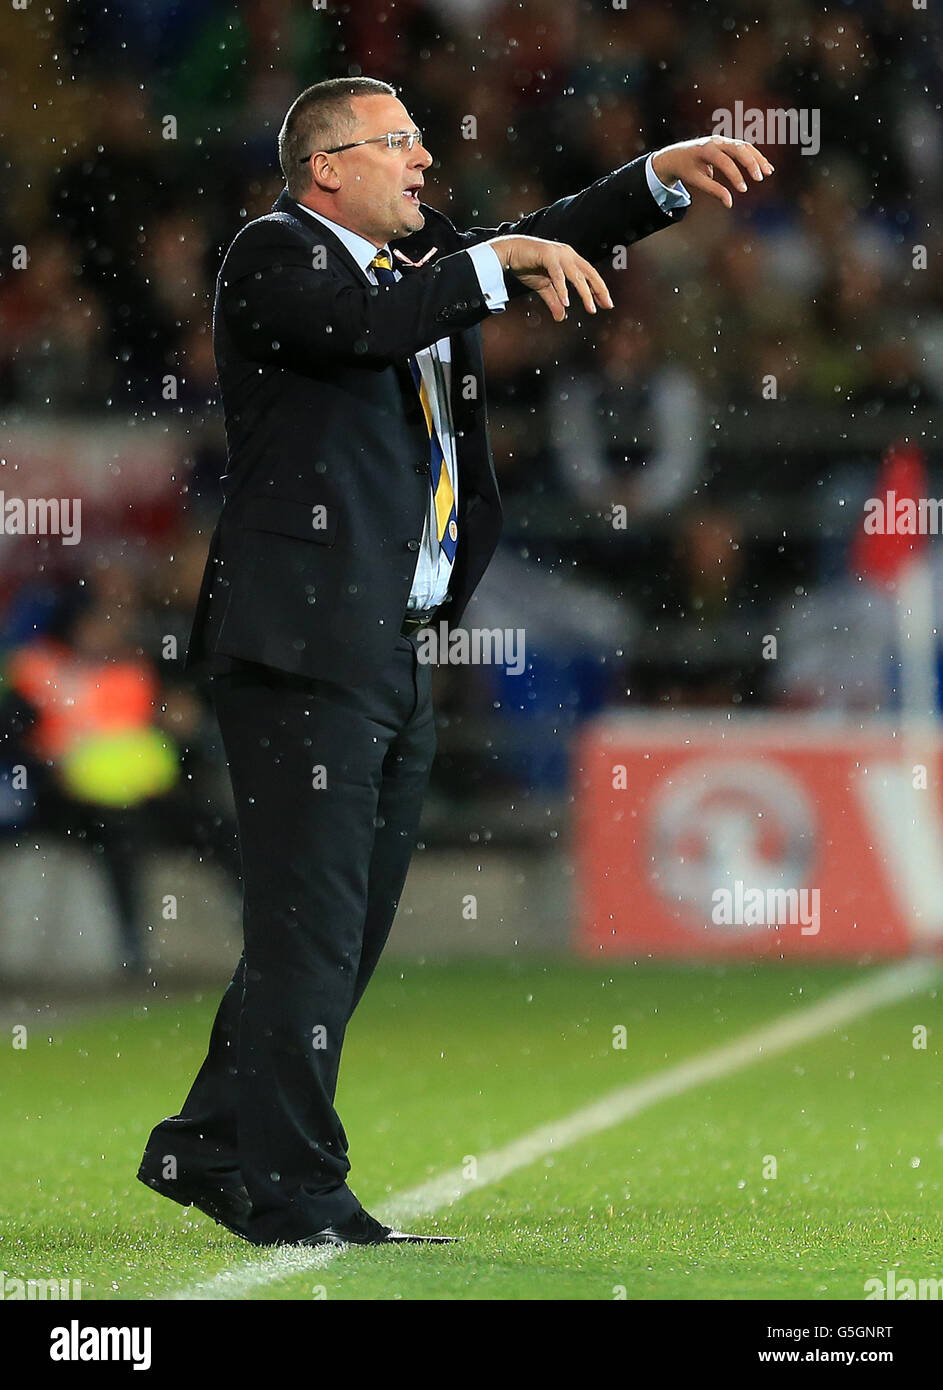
[169,957,941,1300]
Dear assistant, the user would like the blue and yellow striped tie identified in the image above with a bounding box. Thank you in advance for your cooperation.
[370,252,458,562]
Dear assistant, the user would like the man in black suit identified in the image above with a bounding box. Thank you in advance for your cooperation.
[139,78,773,1247]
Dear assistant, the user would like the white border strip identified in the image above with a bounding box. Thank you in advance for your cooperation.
[171,958,939,1299]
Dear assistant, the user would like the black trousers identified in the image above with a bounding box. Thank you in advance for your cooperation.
[145,631,436,1241]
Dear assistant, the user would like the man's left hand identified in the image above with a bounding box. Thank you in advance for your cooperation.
[651,137,775,209]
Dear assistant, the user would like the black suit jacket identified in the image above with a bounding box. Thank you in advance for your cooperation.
[185,153,685,685]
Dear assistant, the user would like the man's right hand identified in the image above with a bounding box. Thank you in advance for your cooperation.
[487,235,614,322]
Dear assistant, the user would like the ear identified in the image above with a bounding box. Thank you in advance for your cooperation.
[310,153,341,194]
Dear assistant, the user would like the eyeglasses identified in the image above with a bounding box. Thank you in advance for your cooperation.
[300,130,425,163]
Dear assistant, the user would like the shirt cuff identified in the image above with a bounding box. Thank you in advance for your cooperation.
[467,242,509,313]
[645,152,691,212]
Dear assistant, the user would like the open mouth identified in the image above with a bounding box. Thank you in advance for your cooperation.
[402,186,422,205]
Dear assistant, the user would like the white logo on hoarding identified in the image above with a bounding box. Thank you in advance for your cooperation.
[648,758,817,933]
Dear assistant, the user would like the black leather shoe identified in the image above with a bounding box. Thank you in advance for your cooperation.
[296,1206,454,1247]
[137,1157,252,1241]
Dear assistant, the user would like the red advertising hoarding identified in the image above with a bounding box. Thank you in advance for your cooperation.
[574,716,943,958]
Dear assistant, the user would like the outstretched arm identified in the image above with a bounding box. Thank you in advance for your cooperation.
[457,153,685,267]
[458,138,772,255]
[452,137,774,315]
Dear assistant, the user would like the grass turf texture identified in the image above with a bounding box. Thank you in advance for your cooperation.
[1,961,940,1300]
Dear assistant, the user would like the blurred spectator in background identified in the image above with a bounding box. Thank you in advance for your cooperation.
[2,558,239,972]
[0,234,111,410]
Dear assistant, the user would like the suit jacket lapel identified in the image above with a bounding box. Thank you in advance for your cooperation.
[270,191,478,474]
[271,189,374,287]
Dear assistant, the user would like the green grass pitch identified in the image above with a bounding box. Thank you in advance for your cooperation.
[2,960,941,1300]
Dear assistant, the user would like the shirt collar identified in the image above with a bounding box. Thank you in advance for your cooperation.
[293,203,388,274]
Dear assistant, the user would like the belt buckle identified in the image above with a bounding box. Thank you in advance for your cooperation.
[402,607,436,635]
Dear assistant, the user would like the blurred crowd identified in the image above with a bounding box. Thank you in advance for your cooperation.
[3,1,940,416]
[1,0,941,961]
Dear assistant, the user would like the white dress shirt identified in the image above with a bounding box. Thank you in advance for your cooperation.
[295,156,689,613]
